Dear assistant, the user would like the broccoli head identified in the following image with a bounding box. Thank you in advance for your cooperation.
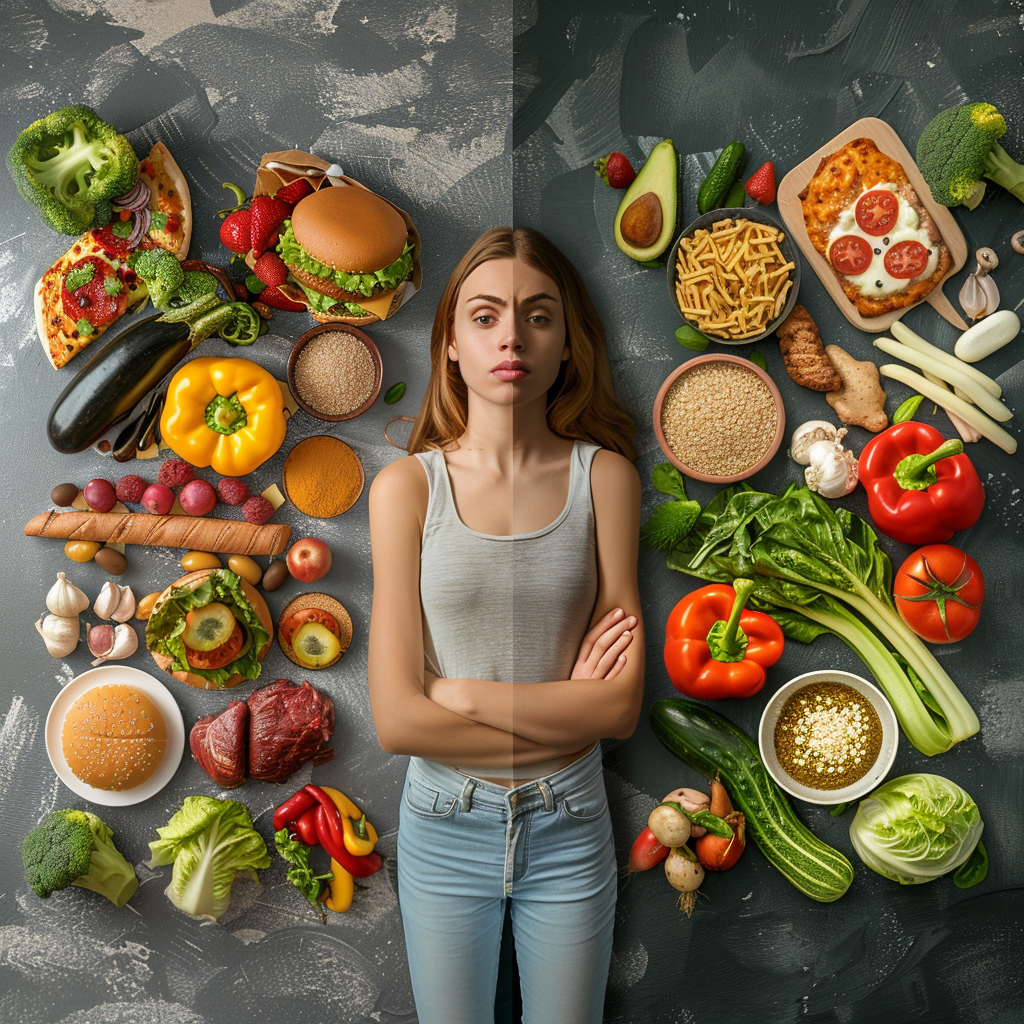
[22,809,139,907]
[916,102,1024,209]
[7,105,140,235]
[130,247,185,309]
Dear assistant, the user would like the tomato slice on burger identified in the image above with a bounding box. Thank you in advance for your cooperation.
[884,240,930,280]
[281,608,340,646]
[61,255,127,328]
[185,620,245,670]
[855,190,899,235]
[893,544,984,643]
[828,234,873,276]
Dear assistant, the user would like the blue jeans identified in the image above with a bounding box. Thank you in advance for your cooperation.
[397,744,616,1024]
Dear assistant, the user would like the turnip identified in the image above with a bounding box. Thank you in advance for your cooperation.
[662,786,710,837]
[664,844,704,916]
[647,803,691,848]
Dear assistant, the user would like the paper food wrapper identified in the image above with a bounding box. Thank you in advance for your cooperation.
[250,149,422,325]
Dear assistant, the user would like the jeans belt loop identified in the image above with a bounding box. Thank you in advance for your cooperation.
[459,779,476,812]
[539,780,554,812]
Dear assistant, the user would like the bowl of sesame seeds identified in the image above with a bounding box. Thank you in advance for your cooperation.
[653,354,785,482]
[287,323,383,421]
[758,670,899,805]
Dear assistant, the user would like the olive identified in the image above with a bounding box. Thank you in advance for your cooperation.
[181,550,222,573]
[51,483,80,507]
[94,547,128,576]
[262,559,289,592]
[135,592,161,621]
[65,540,101,563]
[228,554,262,586]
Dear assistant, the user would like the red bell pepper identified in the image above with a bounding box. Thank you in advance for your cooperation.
[663,579,784,699]
[858,422,985,546]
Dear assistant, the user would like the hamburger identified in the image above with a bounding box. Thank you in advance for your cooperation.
[145,568,273,690]
[276,184,415,324]
[62,683,167,791]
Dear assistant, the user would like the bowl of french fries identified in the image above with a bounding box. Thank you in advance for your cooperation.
[667,209,800,344]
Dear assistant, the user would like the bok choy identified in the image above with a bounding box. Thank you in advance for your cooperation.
[665,484,979,756]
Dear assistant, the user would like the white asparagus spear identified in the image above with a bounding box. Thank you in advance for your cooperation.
[890,321,1001,397]
[921,370,983,443]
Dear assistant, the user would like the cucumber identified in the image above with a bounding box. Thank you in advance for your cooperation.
[697,141,745,215]
[650,698,854,902]
[723,180,746,209]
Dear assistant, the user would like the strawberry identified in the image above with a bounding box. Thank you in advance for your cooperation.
[745,161,776,205]
[249,195,290,256]
[253,251,287,288]
[274,178,315,206]
[219,209,251,254]
[257,284,306,312]
[593,152,636,189]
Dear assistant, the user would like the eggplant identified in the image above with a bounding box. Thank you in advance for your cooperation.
[47,315,192,454]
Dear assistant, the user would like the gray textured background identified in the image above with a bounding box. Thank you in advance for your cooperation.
[1,1,1022,1022]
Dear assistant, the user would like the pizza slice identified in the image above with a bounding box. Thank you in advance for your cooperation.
[34,142,193,369]
[798,138,951,318]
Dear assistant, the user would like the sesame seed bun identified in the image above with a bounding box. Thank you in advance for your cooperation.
[61,683,167,791]
[289,185,408,274]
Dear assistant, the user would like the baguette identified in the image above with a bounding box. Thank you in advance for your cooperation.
[25,511,290,556]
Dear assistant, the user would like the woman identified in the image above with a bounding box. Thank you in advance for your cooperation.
[368,226,643,1024]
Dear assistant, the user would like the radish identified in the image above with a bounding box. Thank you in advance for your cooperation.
[664,844,704,916]
[647,803,691,847]
[695,811,746,871]
[627,826,669,872]
[662,786,710,837]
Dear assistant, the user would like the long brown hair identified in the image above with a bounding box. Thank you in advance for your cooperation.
[407,226,636,460]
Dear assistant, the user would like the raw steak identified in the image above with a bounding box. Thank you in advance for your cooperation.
[190,700,248,788]
[247,679,335,783]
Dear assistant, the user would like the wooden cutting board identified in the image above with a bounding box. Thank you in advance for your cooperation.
[777,117,968,332]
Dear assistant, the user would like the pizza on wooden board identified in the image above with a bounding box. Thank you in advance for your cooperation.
[798,138,951,318]
[34,142,192,369]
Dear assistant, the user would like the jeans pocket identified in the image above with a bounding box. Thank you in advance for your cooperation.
[559,787,608,823]
[404,776,458,819]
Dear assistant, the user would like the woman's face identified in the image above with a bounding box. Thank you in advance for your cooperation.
[449,257,568,407]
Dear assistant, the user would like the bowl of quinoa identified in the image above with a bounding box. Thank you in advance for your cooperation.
[653,354,785,482]
[287,323,383,421]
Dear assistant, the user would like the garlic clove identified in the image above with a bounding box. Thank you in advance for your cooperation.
[958,273,989,320]
[36,613,81,658]
[804,432,859,499]
[960,249,1001,319]
[90,622,138,666]
[88,624,116,659]
[790,421,838,466]
[110,586,136,623]
[46,572,90,618]
[93,582,124,620]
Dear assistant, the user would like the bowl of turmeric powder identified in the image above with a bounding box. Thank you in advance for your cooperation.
[282,435,365,518]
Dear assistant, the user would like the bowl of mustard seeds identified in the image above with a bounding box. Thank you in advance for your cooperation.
[287,323,382,421]
[758,669,898,805]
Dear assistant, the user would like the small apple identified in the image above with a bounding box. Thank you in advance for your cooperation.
[287,537,332,582]
[141,483,175,515]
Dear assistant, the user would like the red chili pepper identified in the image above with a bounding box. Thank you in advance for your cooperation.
[858,422,985,545]
[294,806,320,846]
[273,789,317,832]
[663,579,784,699]
[316,806,383,878]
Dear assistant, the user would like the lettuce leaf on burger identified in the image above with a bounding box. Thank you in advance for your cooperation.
[276,185,414,323]
[146,568,272,689]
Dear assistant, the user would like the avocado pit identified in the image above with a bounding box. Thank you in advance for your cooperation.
[620,192,663,248]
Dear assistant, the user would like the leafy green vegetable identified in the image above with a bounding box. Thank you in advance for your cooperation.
[64,264,96,291]
[642,463,700,551]
[148,796,270,921]
[849,774,983,885]
[666,484,979,755]
[75,317,94,336]
[749,350,766,370]
[953,839,988,889]
[892,395,924,423]
[145,568,269,687]
[22,809,139,906]
[384,382,406,404]
[274,829,332,908]
[675,325,710,351]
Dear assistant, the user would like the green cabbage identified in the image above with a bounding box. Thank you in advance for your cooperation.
[147,796,270,921]
[144,568,269,687]
[849,774,983,885]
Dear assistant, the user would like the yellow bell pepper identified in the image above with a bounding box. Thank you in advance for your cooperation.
[321,786,378,857]
[160,356,287,475]
[323,858,353,913]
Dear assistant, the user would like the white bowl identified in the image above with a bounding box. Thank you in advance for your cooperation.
[46,665,185,807]
[757,669,898,805]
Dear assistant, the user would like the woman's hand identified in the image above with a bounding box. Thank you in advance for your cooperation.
[570,608,637,680]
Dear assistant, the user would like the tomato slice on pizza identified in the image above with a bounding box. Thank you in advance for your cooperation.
[883,240,930,279]
[828,234,873,276]
[855,190,899,235]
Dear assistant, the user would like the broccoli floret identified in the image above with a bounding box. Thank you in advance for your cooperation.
[22,809,139,907]
[6,105,139,235]
[177,271,219,306]
[130,247,186,309]
[916,102,1024,209]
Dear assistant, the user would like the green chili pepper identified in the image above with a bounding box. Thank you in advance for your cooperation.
[218,181,248,216]
[675,325,710,351]
[217,302,261,346]
[892,394,924,423]
[384,382,407,404]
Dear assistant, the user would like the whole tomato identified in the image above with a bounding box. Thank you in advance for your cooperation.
[893,545,984,643]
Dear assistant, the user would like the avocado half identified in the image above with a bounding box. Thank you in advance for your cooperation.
[613,139,679,262]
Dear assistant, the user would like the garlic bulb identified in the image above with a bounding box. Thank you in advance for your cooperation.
[46,572,90,617]
[804,429,859,499]
[790,421,839,466]
[959,248,1000,320]
[93,582,136,622]
[88,622,138,666]
[35,613,80,658]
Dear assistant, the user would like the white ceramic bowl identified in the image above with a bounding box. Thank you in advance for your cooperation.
[757,669,898,805]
